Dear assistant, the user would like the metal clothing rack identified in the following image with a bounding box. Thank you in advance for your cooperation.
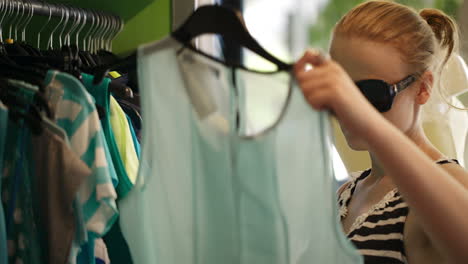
[0,0,124,51]
[5,0,123,24]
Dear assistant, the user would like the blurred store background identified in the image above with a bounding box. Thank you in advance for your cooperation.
[237,0,468,183]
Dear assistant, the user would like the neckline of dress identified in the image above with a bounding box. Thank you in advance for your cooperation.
[339,169,400,236]
[339,157,455,236]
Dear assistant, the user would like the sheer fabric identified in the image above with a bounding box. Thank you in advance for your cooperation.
[119,38,363,264]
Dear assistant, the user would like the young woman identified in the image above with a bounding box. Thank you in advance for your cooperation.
[294,1,468,263]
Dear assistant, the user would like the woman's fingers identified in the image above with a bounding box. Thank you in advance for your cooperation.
[296,66,330,84]
[294,50,328,76]
[299,76,331,93]
[303,88,331,111]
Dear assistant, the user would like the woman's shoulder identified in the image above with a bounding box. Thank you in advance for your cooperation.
[435,157,468,189]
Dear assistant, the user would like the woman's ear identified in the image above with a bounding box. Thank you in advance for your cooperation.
[416,71,433,105]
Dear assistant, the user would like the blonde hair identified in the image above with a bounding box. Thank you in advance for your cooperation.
[334,0,459,78]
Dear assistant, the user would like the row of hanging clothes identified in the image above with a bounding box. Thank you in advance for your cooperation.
[0,0,141,263]
[0,0,365,263]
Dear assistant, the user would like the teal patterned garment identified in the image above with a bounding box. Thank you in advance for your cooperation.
[0,102,8,264]
[1,83,42,264]
[44,71,119,263]
[81,74,132,198]
[119,38,363,264]
[81,74,135,264]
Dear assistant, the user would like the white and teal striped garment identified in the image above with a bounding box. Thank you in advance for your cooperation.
[44,71,118,262]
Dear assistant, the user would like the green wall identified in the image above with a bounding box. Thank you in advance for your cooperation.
[113,0,171,54]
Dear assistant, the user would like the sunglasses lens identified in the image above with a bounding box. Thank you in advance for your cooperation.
[355,80,393,112]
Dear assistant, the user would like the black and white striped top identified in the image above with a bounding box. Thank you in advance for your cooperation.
[337,158,460,264]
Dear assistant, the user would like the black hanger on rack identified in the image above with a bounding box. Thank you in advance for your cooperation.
[3,2,67,75]
[172,5,292,71]
[0,79,44,134]
[0,62,52,118]
[87,52,135,85]
[90,5,292,86]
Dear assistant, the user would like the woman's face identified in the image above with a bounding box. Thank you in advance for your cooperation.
[329,35,423,150]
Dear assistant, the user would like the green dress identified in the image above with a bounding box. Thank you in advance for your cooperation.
[119,37,363,264]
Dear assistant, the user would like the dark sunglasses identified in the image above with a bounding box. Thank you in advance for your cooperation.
[355,75,417,113]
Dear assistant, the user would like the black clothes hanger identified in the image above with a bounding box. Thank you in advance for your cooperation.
[86,52,136,85]
[172,5,292,71]
[5,42,30,56]
[0,45,53,118]
[0,63,52,118]
[10,48,82,80]
[0,79,44,135]
[60,44,83,80]
[79,50,97,68]
[96,50,119,66]
[109,81,133,99]
[20,42,42,57]
[90,5,292,86]
[8,102,44,135]
[0,63,46,91]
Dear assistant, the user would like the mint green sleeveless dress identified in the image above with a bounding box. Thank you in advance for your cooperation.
[119,38,363,264]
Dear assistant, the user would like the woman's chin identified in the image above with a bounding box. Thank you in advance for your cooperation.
[340,125,368,151]
[348,143,368,151]
[345,136,368,151]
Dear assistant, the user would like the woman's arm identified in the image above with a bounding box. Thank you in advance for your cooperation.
[362,106,468,263]
[294,51,468,263]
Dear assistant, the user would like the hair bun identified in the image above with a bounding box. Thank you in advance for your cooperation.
[419,8,458,63]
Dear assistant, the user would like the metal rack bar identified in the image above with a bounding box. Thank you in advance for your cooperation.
[5,0,122,24]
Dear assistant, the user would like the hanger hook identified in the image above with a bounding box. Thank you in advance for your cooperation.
[111,15,119,51]
[89,10,101,53]
[73,8,83,46]
[106,14,114,51]
[5,0,15,41]
[20,1,33,42]
[17,0,27,40]
[82,9,95,51]
[97,13,106,51]
[62,5,73,46]
[64,6,79,46]
[108,14,119,51]
[47,5,65,50]
[3,0,13,41]
[91,11,101,53]
[105,14,115,51]
[8,0,17,40]
[110,16,124,52]
[15,0,26,41]
[71,7,82,46]
[15,0,24,41]
[98,12,107,52]
[100,12,109,51]
[5,0,13,41]
[98,12,109,51]
[57,4,70,48]
[20,1,29,42]
[37,3,52,49]
[75,8,87,48]
[0,0,7,43]
[8,0,20,40]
